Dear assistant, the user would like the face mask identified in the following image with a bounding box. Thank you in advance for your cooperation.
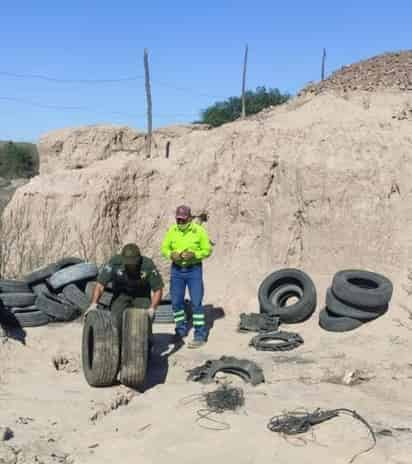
[178,222,190,231]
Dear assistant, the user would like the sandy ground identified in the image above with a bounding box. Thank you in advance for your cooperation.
[1,293,412,464]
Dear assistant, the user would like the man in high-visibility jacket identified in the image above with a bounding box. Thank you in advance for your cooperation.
[161,205,212,348]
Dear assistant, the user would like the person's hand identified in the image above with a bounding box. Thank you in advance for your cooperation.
[181,251,195,260]
[84,303,98,318]
[147,307,155,321]
[171,252,181,262]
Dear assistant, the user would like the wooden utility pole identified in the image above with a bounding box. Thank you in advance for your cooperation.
[241,44,248,119]
[144,48,152,158]
[321,48,327,81]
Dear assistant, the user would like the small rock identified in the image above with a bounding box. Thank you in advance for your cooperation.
[342,369,373,385]
[0,427,13,441]
[0,444,17,464]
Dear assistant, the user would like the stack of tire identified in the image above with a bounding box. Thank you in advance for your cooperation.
[319,270,393,332]
[82,308,149,391]
[0,257,99,328]
[153,296,192,324]
[258,268,317,323]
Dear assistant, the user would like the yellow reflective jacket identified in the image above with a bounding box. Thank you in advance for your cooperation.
[161,222,212,266]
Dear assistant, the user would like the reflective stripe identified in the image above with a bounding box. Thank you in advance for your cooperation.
[193,320,205,326]
[192,314,205,319]
[174,316,186,323]
[174,310,185,316]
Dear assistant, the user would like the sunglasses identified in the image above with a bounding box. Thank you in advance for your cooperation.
[176,218,189,224]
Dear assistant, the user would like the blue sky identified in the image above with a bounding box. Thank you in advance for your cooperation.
[1,0,411,142]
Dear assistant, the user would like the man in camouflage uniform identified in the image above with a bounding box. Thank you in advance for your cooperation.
[85,243,164,346]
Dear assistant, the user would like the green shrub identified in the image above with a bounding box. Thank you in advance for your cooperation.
[0,141,39,179]
[200,86,290,127]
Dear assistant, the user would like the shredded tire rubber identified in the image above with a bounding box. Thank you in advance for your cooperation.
[267,408,376,463]
[238,313,280,333]
[249,331,304,351]
[186,356,265,386]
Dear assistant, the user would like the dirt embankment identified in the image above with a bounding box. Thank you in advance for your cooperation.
[1,51,412,464]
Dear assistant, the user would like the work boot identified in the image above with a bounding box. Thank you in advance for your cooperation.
[187,337,206,349]
[174,321,189,341]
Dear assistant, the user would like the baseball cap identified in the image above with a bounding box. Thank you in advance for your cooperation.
[121,243,141,265]
[176,205,191,220]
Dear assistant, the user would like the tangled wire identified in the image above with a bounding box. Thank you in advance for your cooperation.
[180,384,245,431]
[267,408,376,463]
[204,384,245,413]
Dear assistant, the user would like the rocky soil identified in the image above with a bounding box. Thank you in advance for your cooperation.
[300,50,412,95]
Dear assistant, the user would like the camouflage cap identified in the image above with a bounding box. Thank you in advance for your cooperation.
[121,243,141,265]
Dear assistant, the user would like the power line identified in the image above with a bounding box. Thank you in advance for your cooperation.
[0,95,198,119]
[0,70,228,100]
[0,96,145,117]
[0,71,143,83]
[153,79,227,100]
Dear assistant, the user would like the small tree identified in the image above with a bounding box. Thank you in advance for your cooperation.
[200,86,290,127]
[0,142,37,178]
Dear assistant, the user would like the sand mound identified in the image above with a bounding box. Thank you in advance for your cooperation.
[300,50,412,95]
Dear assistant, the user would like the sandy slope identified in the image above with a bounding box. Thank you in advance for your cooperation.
[1,288,412,464]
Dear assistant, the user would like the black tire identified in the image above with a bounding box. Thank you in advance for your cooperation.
[85,282,113,308]
[31,283,53,297]
[54,257,84,271]
[269,284,304,307]
[119,309,149,390]
[326,288,387,321]
[187,356,265,385]
[258,269,317,323]
[6,306,49,328]
[0,293,36,307]
[153,303,174,324]
[62,284,91,313]
[23,263,58,285]
[319,308,364,332]
[81,309,120,387]
[0,280,32,294]
[47,263,98,290]
[332,270,393,309]
[35,293,79,322]
[249,331,304,352]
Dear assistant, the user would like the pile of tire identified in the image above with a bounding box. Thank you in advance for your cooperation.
[319,270,393,332]
[82,308,149,391]
[0,257,98,328]
[258,268,317,324]
[153,297,192,324]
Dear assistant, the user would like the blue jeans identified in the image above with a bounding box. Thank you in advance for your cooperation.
[170,263,207,340]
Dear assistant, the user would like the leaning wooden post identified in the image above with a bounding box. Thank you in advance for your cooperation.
[321,48,327,81]
[241,44,248,119]
[144,48,152,158]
